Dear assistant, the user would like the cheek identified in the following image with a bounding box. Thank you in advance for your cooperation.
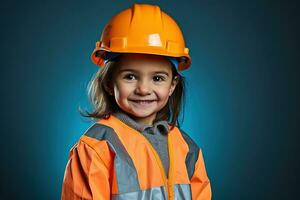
[156,85,173,100]
[114,83,131,100]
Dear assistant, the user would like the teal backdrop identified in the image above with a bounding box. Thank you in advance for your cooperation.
[1,0,299,199]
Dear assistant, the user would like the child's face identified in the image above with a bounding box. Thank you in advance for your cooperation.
[111,54,178,125]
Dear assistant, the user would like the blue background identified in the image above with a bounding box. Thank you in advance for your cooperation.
[1,0,299,199]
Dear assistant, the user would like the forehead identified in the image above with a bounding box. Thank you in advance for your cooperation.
[117,53,172,72]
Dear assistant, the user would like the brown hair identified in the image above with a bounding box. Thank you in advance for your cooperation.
[79,57,186,129]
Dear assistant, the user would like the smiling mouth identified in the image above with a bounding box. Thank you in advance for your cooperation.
[130,100,157,105]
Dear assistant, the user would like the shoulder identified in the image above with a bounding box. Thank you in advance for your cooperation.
[176,128,200,153]
[69,122,119,169]
[79,122,125,151]
[83,122,116,141]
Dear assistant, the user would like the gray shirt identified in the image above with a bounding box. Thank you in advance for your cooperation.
[113,111,170,177]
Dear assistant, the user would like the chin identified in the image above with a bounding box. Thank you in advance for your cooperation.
[130,111,155,118]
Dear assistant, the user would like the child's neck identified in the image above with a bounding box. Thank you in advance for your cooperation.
[130,115,156,126]
[114,108,157,126]
[126,113,156,126]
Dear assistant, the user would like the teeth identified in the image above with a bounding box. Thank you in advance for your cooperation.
[133,100,154,104]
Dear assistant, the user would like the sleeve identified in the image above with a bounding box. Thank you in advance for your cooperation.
[190,149,212,200]
[61,140,111,200]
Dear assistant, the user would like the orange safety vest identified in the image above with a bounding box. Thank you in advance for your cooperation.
[61,114,211,200]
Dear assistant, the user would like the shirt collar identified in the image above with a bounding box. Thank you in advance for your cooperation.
[112,110,170,135]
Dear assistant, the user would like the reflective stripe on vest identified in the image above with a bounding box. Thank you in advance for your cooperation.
[84,123,140,193]
[112,186,167,200]
[111,184,191,200]
[180,129,200,179]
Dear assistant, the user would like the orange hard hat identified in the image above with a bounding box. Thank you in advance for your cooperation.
[91,3,191,71]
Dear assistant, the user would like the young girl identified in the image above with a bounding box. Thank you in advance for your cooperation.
[61,3,211,200]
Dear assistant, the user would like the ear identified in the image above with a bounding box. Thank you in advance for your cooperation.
[169,76,179,96]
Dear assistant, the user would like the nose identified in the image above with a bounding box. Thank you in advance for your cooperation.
[135,80,152,95]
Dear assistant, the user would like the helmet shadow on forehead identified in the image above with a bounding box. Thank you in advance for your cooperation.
[104,52,180,74]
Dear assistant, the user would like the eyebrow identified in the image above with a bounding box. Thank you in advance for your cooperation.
[119,69,170,76]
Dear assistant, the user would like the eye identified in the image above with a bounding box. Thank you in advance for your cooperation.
[153,75,166,82]
[123,73,137,80]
